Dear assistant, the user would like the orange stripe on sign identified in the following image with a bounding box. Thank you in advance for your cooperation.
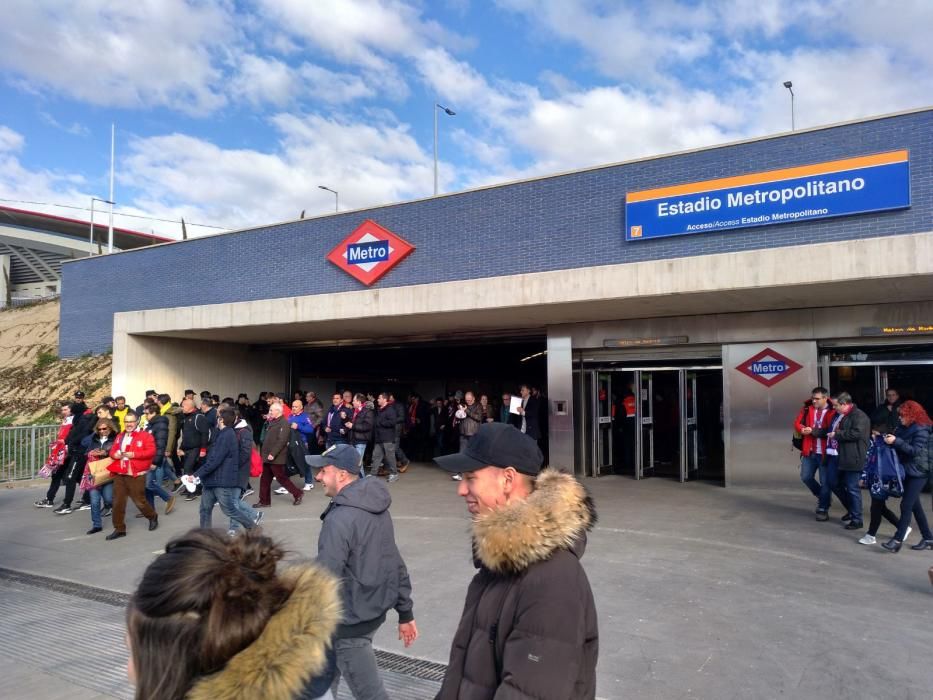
[626,150,908,203]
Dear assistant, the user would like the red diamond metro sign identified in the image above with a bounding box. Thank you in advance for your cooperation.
[735,348,803,388]
[326,219,415,286]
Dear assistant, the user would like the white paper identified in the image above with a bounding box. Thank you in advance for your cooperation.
[509,396,523,415]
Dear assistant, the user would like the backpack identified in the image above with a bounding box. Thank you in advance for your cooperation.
[236,427,263,477]
[792,406,806,451]
[868,440,905,500]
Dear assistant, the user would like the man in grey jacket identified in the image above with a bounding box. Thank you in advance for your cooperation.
[310,444,418,699]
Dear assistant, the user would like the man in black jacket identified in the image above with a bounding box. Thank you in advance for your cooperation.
[871,388,903,434]
[177,398,210,500]
[51,404,97,514]
[348,393,375,475]
[371,393,400,483]
[311,444,417,700]
[434,424,598,699]
[143,404,176,514]
[517,384,542,441]
[825,392,870,529]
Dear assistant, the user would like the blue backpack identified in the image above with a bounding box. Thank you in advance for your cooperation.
[865,437,904,500]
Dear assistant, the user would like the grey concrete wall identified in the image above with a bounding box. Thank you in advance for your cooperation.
[723,341,818,488]
[111,334,287,404]
[546,333,574,471]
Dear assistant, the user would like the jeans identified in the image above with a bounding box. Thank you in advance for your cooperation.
[817,455,849,513]
[145,460,173,507]
[201,486,256,530]
[895,475,933,541]
[228,489,260,533]
[371,442,397,476]
[89,482,114,530]
[838,470,863,524]
[800,453,822,500]
[354,443,367,475]
[330,629,389,700]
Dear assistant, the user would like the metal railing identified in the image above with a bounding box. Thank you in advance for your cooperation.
[0,425,59,482]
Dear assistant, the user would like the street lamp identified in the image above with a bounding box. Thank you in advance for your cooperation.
[89,196,114,256]
[434,103,456,196]
[318,185,338,212]
[783,81,795,131]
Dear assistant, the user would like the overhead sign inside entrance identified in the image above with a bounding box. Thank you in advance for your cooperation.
[625,150,910,241]
[326,219,415,286]
[735,348,803,388]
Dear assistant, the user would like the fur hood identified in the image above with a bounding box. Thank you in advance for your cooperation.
[187,563,341,700]
[472,468,596,575]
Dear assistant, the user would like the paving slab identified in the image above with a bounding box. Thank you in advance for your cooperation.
[3,464,933,699]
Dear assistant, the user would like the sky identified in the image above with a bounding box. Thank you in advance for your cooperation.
[0,0,930,239]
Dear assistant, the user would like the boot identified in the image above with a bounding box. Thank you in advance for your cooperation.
[881,538,902,553]
[910,539,933,551]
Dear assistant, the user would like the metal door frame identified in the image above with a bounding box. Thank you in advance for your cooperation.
[681,370,699,483]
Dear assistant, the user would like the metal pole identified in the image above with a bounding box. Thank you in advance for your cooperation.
[108,123,115,253]
[89,198,95,256]
[433,104,438,196]
[790,90,795,131]
[334,191,339,212]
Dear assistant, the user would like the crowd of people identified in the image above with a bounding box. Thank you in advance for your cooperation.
[32,384,596,700]
[793,386,933,556]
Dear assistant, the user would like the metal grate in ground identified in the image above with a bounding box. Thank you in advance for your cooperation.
[1,567,443,699]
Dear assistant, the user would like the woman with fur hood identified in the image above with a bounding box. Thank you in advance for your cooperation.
[434,423,599,699]
[126,528,341,700]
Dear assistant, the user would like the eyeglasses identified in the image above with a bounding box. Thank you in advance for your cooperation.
[97,429,110,433]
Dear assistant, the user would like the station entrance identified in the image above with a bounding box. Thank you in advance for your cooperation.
[575,358,724,484]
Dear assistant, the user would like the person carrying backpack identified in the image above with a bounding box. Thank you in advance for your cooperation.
[856,426,906,546]
[881,400,932,552]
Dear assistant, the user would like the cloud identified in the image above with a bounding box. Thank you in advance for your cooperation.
[0,0,235,113]
[39,112,90,137]
[0,126,25,153]
[230,55,376,107]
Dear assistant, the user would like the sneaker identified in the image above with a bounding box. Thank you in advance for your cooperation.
[254,510,264,527]
[77,503,91,511]
[858,534,877,545]
[844,521,864,530]
[815,511,829,522]
[274,487,289,495]
[184,493,199,502]
[241,488,255,500]
[227,529,237,538]
[303,483,313,491]
[387,474,399,484]
[451,473,463,481]
[35,498,54,508]
[53,504,73,515]
[905,526,913,541]
[101,507,112,518]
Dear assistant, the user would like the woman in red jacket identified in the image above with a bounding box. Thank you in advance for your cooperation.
[106,412,158,540]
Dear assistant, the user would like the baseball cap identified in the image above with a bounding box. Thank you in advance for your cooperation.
[434,423,543,476]
[74,391,85,399]
[306,443,361,471]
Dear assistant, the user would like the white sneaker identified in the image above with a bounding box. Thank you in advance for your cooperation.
[858,534,876,545]
[451,473,463,481]
[274,487,289,495]
[905,526,913,541]
[303,484,313,491]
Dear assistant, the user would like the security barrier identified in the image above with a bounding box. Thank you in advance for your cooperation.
[0,425,59,482]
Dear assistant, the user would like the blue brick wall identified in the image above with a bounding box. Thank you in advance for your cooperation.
[60,110,933,357]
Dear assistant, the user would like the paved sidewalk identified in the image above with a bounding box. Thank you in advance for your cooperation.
[3,465,933,699]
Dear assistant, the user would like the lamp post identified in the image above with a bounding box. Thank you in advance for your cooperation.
[318,185,338,212]
[89,197,114,256]
[434,103,456,196]
[783,81,795,131]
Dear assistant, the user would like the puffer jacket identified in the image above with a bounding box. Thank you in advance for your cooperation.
[317,477,414,638]
[350,406,375,444]
[891,423,931,478]
[374,405,397,443]
[186,564,341,700]
[458,402,484,437]
[108,429,156,477]
[194,427,239,488]
[145,414,169,466]
[437,470,599,700]
[233,420,254,491]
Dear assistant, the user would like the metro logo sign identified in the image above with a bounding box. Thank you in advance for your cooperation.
[735,348,803,388]
[326,219,415,286]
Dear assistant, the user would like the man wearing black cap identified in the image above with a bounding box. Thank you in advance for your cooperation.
[434,423,599,699]
[309,444,418,700]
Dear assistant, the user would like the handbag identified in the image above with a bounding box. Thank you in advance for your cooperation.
[88,457,115,487]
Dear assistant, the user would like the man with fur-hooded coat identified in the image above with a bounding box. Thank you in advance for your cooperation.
[434,423,598,699]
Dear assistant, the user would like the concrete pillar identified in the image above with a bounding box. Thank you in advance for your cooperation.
[546,331,574,472]
[0,255,9,308]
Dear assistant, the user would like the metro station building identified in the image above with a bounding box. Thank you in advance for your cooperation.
[59,108,933,488]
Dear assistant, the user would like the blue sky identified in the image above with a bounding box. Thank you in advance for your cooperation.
[0,0,930,238]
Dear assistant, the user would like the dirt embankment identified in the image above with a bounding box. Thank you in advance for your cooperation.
[0,299,112,425]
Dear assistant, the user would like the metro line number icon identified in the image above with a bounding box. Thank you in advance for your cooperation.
[736,348,803,388]
[326,219,415,286]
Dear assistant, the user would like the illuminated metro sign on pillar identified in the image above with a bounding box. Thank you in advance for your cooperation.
[326,219,415,286]
[735,348,803,388]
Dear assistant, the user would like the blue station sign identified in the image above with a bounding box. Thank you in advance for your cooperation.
[625,150,910,241]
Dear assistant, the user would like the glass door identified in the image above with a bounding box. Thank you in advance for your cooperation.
[681,371,699,482]
[636,371,653,479]
[595,372,613,476]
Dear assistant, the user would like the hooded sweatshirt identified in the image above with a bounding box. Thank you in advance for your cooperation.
[316,476,414,638]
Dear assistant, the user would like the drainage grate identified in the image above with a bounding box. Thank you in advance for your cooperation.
[1,566,449,686]
[0,567,131,607]
[374,648,448,682]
